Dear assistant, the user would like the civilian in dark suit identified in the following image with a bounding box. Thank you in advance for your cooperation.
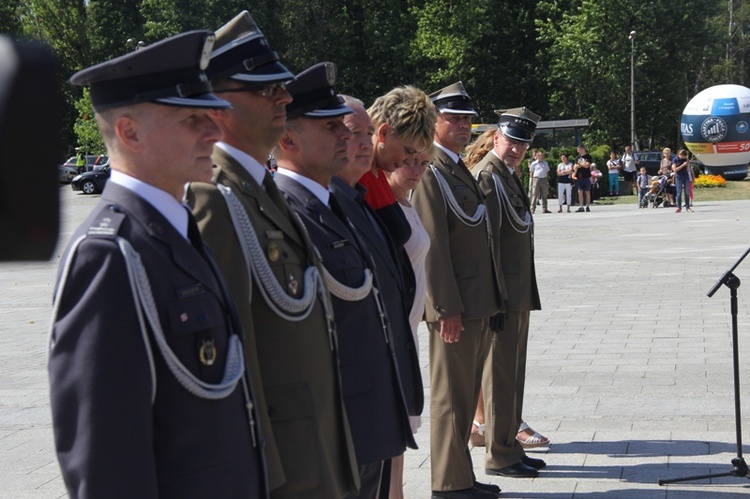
[274,64,415,499]
[186,13,358,498]
[48,31,266,498]
[470,108,546,479]
[334,94,432,498]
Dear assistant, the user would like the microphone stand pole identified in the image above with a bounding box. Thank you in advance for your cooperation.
[659,246,750,485]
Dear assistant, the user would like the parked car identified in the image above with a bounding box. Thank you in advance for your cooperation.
[71,166,111,194]
[633,151,674,175]
[61,154,110,173]
[58,164,77,183]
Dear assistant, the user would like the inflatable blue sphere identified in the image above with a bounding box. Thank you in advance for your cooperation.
[681,84,750,180]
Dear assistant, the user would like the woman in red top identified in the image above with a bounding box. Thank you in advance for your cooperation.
[361,86,437,248]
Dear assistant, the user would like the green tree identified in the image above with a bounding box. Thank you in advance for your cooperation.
[22,0,90,72]
[0,0,24,37]
[88,0,145,62]
[705,0,750,87]
[539,0,719,150]
[72,88,104,154]
[140,0,250,41]
[17,0,91,158]
[410,0,546,122]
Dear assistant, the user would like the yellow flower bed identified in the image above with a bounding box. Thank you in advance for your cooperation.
[694,174,727,188]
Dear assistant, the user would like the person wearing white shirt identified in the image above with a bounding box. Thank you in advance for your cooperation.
[621,145,639,195]
[529,151,551,213]
[556,153,574,212]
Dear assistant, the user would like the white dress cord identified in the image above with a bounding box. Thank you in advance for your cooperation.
[218,184,319,320]
[48,234,158,403]
[48,235,245,402]
[490,171,532,234]
[117,237,245,400]
[430,165,487,227]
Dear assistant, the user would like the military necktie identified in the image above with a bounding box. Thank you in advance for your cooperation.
[185,208,209,261]
[262,171,290,216]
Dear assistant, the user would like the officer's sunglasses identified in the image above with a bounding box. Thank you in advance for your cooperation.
[214,82,287,98]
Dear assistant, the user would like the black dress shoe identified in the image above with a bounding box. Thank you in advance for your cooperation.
[473,481,501,496]
[485,462,539,478]
[521,455,546,470]
[431,486,497,498]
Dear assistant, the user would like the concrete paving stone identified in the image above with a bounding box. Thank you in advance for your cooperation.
[560,364,617,374]
[570,353,624,361]
[9,189,750,497]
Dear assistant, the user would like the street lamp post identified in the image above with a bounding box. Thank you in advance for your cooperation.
[629,30,637,150]
[127,38,145,51]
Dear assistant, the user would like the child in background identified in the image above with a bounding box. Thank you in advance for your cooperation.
[590,163,602,201]
[637,167,649,208]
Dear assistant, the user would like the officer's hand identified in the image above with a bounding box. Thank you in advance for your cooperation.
[489,313,506,332]
[439,314,464,344]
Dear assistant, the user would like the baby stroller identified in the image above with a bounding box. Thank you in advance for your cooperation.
[641,176,667,208]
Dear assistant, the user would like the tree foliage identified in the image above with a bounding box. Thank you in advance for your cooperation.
[3,0,750,156]
[72,89,105,154]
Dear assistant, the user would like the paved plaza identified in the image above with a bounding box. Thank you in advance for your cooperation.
[3,186,750,498]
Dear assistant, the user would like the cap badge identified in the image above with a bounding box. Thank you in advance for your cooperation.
[324,63,336,85]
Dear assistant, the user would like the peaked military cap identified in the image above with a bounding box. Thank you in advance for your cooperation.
[495,107,541,143]
[429,81,477,115]
[285,62,352,119]
[207,11,294,84]
[70,30,229,112]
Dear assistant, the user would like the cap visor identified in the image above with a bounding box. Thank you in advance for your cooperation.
[500,125,534,142]
[304,104,354,118]
[156,93,231,109]
[439,108,478,116]
[230,62,295,84]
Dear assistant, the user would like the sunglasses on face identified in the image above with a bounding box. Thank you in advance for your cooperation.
[214,82,287,98]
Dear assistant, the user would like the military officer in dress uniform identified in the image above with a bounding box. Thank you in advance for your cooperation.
[470,108,546,479]
[273,63,415,499]
[48,31,267,498]
[411,82,504,499]
[186,13,358,499]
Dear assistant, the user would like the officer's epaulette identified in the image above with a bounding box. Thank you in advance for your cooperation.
[87,204,126,239]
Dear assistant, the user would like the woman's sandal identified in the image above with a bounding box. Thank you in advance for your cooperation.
[516,421,550,449]
[470,420,485,448]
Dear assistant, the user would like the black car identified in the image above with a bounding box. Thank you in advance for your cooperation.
[71,167,110,194]
[633,151,674,175]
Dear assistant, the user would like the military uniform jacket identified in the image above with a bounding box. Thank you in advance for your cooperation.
[275,174,416,462]
[49,182,266,499]
[330,177,424,418]
[411,148,504,323]
[187,149,359,498]
[471,153,541,312]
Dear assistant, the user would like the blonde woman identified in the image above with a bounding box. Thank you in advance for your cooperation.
[362,87,437,498]
[660,148,676,207]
